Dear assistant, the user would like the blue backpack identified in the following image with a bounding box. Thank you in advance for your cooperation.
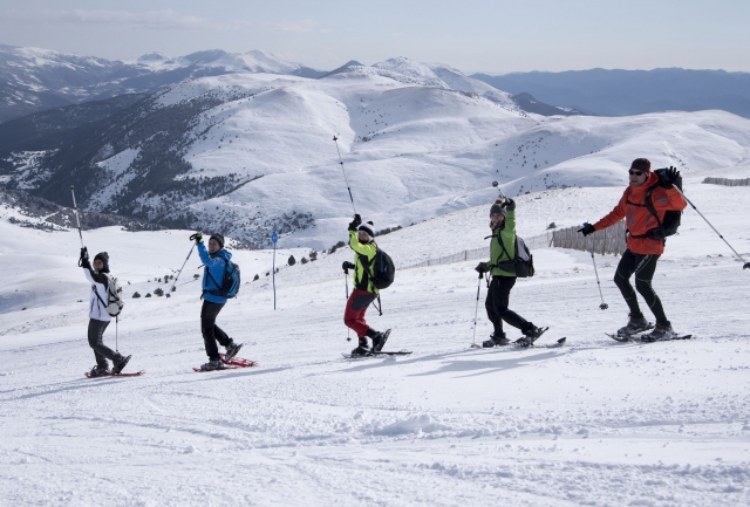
[207,259,241,298]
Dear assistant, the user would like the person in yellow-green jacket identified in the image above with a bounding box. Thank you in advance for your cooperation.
[342,214,391,356]
[475,198,545,348]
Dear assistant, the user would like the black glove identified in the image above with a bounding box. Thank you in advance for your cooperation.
[578,223,596,236]
[503,198,515,211]
[342,261,355,272]
[80,256,91,269]
[647,227,665,240]
[189,232,203,243]
[475,262,489,274]
[80,247,89,261]
[348,214,362,231]
[661,166,680,188]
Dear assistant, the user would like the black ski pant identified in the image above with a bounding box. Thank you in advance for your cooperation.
[88,318,116,369]
[614,249,669,326]
[201,300,231,361]
[484,276,533,338]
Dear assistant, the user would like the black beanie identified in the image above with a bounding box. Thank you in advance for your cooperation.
[489,204,505,215]
[94,252,110,273]
[209,233,225,249]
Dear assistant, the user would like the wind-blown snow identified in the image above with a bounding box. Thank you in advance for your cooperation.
[1,165,749,505]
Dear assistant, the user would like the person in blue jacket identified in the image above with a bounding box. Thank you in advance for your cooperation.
[193,232,242,371]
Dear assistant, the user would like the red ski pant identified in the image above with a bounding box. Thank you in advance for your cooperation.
[344,289,377,338]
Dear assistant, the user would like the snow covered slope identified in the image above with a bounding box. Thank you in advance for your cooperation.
[1,169,749,505]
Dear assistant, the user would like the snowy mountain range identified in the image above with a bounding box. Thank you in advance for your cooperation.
[2,43,750,250]
[474,68,750,118]
[2,44,750,506]
[0,44,323,123]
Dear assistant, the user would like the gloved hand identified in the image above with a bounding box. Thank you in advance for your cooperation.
[190,232,203,243]
[578,223,596,236]
[660,166,680,188]
[342,261,355,272]
[348,214,362,231]
[647,227,665,240]
[503,198,515,211]
[78,247,89,268]
[475,262,490,274]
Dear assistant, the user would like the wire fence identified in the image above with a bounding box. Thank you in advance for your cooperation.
[702,177,750,187]
[405,222,627,270]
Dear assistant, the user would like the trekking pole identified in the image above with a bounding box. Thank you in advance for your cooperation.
[589,237,609,310]
[343,264,352,342]
[470,271,484,348]
[70,186,84,247]
[115,316,119,352]
[333,135,357,214]
[672,186,750,269]
[170,241,196,292]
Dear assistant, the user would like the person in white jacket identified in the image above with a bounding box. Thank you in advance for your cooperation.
[80,248,131,377]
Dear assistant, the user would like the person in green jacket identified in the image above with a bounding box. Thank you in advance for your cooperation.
[343,214,391,356]
[475,198,545,347]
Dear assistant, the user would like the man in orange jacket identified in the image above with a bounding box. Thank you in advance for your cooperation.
[579,158,687,341]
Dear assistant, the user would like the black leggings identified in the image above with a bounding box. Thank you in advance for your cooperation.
[484,276,533,337]
[201,301,231,360]
[614,249,668,325]
[88,319,115,368]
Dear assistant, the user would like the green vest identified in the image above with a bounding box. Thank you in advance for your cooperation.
[489,209,517,278]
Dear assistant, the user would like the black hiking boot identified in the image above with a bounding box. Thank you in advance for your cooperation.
[351,338,370,356]
[517,325,546,348]
[371,329,391,353]
[224,342,243,362]
[111,354,132,375]
[616,313,651,338]
[641,322,677,343]
[200,359,224,371]
[482,333,509,348]
[89,365,110,377]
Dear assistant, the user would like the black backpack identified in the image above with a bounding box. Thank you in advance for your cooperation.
[628,167,683,239]
[496,236,535,278]
[360,248,395,290]
[648,167,683,237]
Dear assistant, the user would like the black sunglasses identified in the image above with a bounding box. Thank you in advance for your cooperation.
[629,170,644,176]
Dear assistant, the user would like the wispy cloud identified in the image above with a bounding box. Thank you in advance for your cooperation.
[1,8,249,31]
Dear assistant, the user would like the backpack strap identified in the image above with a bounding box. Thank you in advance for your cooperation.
[204,258,229,296]
[355,242,378,291]
[626,184,663,239]
[490,231,515,271]
[357,252,373,290]
[92,274,112,310]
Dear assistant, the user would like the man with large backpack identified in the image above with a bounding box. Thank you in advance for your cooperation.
[475,198,546,347]
[579,158,687,341]
[343,214,391,356]
[79,249,131,377]
[194,233,242,371]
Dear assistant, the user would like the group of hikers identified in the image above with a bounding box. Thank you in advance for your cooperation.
[79,157,686,375]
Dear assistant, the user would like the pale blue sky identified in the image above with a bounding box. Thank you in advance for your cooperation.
[1,0,748,73]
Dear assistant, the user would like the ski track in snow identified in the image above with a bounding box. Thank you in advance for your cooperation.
[2,183,750,506]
